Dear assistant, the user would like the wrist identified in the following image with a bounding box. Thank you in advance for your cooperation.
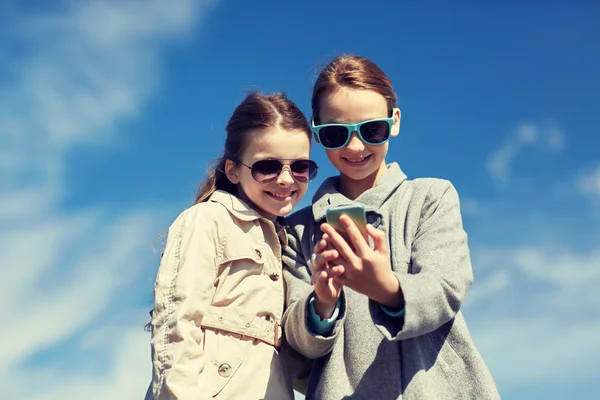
[377,272,404,309]
[313,294,337,319]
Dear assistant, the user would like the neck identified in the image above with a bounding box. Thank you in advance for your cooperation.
[339,162,388,200]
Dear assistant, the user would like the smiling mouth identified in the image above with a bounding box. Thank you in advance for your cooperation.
[265,190,295,201]
[342,154,372,165]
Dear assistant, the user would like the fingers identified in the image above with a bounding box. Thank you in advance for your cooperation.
[320,222,359,265]
[314,264,345,305]
[310,249,338,274]
[313,236,328,255]
[322,233,335,251]
[311,231,347,302]
[313,233,335,259]
[317,265,345,280]
[329,264,345,277]
[339,215,370,256]
[367,224,387,252]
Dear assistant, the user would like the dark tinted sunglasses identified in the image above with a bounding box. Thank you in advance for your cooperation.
[312,117,394,150]
[238,159,319,183]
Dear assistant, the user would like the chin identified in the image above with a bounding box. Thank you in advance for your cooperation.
[338,167,376,182]
[272,205,294,217]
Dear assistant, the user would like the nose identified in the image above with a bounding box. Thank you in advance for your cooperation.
[345,131,365,152]
[276,166,295,186]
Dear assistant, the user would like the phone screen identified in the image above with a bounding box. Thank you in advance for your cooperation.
[325,205,368,238]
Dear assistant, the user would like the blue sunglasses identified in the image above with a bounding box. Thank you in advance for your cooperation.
[311,117,394,150]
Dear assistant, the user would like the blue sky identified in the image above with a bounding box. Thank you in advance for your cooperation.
[1,1,599,399]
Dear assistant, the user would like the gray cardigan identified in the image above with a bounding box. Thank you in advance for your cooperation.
[282,163,500,400]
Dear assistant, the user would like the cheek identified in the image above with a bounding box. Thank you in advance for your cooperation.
[240,168,257,184]
[238,175,261,195]
[298,183,309,195]
[325,149,342,163]
[368,142,388,158]
[293,184,309,204]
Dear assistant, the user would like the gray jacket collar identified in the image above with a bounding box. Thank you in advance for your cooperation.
[311,162,407,223]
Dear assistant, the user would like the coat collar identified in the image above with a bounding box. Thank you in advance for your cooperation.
[209,190,288,247]
[311,162,407,222]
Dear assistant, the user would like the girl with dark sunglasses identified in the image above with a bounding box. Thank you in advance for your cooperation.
[146,92,316,400]
[282,55,500,400]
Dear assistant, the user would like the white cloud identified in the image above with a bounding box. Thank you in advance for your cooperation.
[0,212,157,372]
[464,270,510,306]
[577,164,600,203]
[460,196,498,218]
[472,316,600,387]
[460,196,482,216]
[467,245,600,387]
[487,121,566,185]
[0,0,213,193]
[0,1,216,399]
[3,325,153,400]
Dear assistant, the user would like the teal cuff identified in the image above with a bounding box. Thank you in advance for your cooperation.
[308,295,340,335]
[380,303,405,318]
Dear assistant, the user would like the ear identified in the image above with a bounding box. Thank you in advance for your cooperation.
[224,159,240,184]
[310,118,321,144]
[390,107,401,138]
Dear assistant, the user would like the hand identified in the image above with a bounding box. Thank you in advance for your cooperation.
[320,215,404,309]
[310,233,345,319]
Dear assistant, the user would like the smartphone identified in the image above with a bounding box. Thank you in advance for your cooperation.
[325,204,368,238]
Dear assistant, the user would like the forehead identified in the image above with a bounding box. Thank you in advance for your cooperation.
[242,127,311,162]
[319,87,388,124]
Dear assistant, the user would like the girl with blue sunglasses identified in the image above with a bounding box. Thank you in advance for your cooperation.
[282,55,500,400]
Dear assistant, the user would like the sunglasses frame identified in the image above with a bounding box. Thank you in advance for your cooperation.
[311,117,395,150]
[237,158,319,184]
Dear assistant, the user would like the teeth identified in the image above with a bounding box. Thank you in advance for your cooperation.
[346,156,367,163]
[268,191,292,198]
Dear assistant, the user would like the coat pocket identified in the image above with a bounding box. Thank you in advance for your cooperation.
[217,241,271,279]
[425,324,462,376]
[220,239,267,265]
[200,328,244,397]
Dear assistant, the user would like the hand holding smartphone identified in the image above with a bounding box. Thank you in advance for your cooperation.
[325,204,368,240]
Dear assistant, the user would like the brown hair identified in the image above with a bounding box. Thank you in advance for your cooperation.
[311,55,397,124]
[194,91,311,204]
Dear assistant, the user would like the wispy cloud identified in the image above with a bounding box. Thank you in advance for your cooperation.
[467,244,600,387]
[1,0,210,196]
[0,1,215,398]
[460,196,483,216]
[486,121,566,185]
[464,270,510,305]
[576,164,600,204]
[460,196,498,218]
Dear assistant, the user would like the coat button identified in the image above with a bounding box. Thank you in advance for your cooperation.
[218,363,232,378]
[269,273,279,281]
[255,249,262,259]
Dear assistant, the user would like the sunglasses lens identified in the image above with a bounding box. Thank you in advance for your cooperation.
[290,160,318,182]
[359,120,390,144]
[319,126,350,149]
[251,159,283,183]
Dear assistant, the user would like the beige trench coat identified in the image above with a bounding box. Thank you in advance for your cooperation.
[146,190,294,400]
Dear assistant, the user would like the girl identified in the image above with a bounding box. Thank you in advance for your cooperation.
[282,55,501,399]
[147,92,318,399]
